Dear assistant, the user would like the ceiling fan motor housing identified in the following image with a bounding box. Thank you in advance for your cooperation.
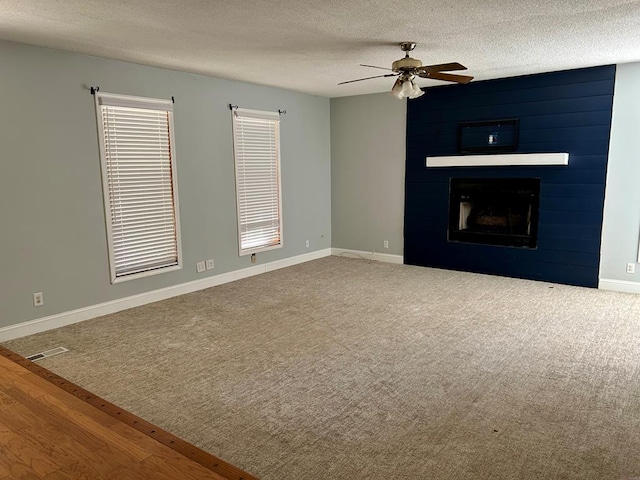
[392,56,423,72]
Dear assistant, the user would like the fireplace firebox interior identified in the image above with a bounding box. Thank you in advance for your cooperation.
[449,178,541,248]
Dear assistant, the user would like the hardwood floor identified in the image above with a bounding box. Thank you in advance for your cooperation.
[0,346,257,480]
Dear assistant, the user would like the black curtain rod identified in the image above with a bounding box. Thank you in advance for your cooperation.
[90,87,175,104]
[229,104,286,115]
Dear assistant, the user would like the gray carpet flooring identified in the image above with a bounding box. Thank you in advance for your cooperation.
[5,256,640,479]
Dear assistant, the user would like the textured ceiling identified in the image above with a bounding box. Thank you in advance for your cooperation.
[2,0,640,97]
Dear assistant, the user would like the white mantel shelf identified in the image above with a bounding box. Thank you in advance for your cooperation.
[426,153,569,168]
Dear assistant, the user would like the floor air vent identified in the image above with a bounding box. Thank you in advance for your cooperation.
[26,346,69,362]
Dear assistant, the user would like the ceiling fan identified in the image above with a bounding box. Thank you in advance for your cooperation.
[338,42,474,99]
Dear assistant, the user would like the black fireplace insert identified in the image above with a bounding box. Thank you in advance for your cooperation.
[448,178,540,248]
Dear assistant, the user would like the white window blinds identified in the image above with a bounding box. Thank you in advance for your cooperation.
[95,92,182,282]
[232,108,283,255]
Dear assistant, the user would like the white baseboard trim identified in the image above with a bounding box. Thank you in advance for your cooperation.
[331,248,404,265]
[598,278,640,294]
[266,248,332,272]
[0,248,332,343]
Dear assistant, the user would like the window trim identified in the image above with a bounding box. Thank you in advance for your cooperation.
[231,107,284,256]
[94,91,183,283]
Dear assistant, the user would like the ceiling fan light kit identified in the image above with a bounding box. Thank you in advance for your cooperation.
[339,42,473,100]
[391,75,424,99]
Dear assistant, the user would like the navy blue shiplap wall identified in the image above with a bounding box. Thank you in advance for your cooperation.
[404,66,615,287]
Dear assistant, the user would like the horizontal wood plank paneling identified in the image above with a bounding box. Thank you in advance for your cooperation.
[404,65,616,287]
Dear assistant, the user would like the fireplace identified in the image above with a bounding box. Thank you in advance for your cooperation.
[448,178,540,248]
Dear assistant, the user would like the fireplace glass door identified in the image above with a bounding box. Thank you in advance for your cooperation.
[448,178,540,248]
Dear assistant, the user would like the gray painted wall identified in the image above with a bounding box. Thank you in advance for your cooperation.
[600,62,640,284]
[0,40,331,328]
[330,93,406,255]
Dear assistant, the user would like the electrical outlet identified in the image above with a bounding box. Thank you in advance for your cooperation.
[251,253,257,264]
[205,259,214,270]
[33,292,44,307]
[383,240,389,249]
[196,261,206,273]
[305,240,310,248]
[627,263,636,274]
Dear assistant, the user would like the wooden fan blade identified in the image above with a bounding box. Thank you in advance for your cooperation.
[419,62,467,73]
[359,64,393,71]
[338,73,398,85]
[418,71,474,84]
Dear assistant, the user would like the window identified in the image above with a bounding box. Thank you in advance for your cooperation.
[94,91,182,283]
[232,108,283,255]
